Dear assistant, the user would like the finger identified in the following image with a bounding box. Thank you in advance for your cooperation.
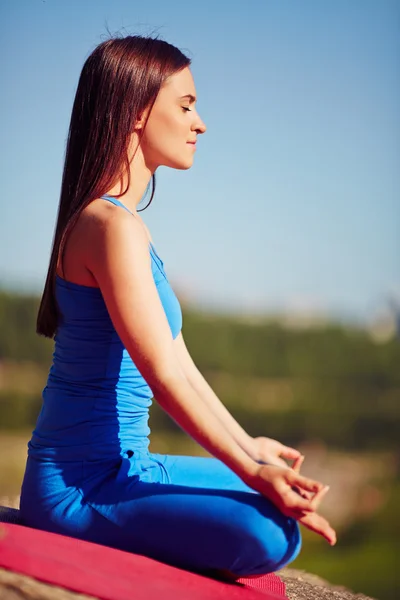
[292,455,304,473]
[309,485,330,510]
[290,458,316,502]
[299,512,336,545]
[288,471,325,494]
[272,457,290,468]
[279,446,301,460]
[298,511,337,546]
[279,487,316,513]
[257,457,288,468]
[291,484,313,501]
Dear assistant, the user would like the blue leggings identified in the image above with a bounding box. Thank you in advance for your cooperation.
[20,451,302,577]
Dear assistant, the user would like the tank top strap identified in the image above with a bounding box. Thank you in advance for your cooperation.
[100,195,134,216]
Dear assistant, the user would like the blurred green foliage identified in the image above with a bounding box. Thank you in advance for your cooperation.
[0,291,53,365]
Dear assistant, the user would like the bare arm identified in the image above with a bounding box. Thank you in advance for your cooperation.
[85,207,258,485]
[173,332,259,460]
[84,206,336,544]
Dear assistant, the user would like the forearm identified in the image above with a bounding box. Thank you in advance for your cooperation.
[152,372,259,484]
[186,367,259,461]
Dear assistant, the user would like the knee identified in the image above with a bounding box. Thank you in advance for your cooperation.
[233,515,302,576]
[265,517,302,572]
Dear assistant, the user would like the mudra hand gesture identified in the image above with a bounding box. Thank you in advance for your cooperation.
[246,437,337,545]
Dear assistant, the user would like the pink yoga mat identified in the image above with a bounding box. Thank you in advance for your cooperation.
[0,523,288,599]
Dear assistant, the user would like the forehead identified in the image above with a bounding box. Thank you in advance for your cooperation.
[162,67,196,98]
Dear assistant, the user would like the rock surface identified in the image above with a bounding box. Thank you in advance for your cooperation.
[279,568,377,600]
[0,567,96,600]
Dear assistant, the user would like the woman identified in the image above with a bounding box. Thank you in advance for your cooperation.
[20,34,336,580]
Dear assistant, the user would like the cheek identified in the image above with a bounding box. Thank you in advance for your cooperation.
[144,111,186,153]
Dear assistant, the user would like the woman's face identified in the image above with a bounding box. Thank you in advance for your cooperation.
[137,66,207,171]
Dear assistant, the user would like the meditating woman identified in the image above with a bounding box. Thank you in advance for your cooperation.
[19,34,336,580]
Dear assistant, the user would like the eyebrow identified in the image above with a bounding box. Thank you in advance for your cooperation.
[180,94,197,103]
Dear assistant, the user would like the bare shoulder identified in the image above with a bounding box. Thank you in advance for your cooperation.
[84,198,153,244]
[83,199,151,279]
[57,199,135,283]
[84,197,145,238]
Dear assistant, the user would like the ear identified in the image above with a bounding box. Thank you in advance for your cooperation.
[134,104,152,131]
[134,115,145,131]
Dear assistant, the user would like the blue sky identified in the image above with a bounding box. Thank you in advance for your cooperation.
[0,0,398,325]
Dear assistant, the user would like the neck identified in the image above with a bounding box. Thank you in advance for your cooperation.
[105,139,156,215]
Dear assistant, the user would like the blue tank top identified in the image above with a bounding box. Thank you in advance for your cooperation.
[28,195,183,464]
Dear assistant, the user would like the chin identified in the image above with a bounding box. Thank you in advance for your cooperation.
[178,162,194,171]
[165,157,194,171]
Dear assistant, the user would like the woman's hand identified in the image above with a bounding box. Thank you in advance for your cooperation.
[248,437,337,545]
[250,436,302,468]
[246,463,326,517]
[244,463,337,546]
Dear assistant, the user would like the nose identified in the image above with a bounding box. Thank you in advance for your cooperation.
[192,113,207,135]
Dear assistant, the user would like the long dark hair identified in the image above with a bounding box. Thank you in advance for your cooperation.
[37,34,191,339]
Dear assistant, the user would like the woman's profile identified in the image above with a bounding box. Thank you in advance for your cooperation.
[19,33,336,580]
